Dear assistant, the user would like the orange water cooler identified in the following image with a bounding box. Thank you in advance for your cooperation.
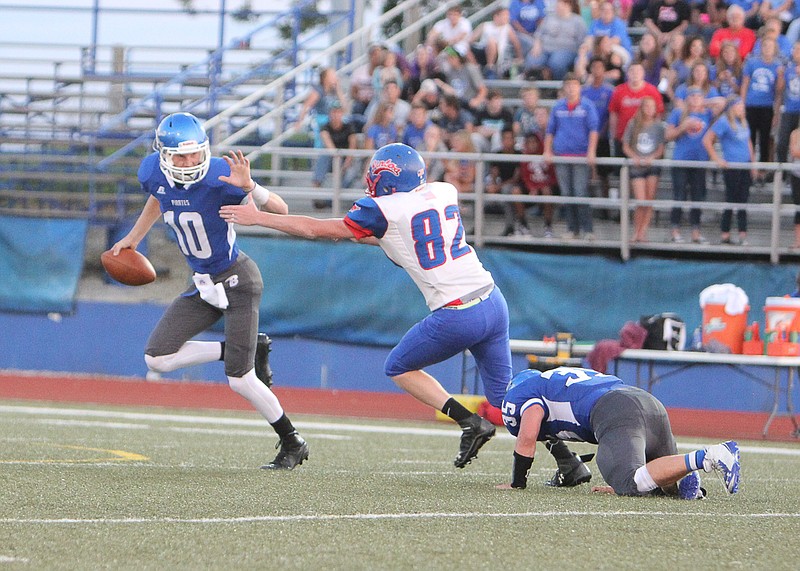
[701,303,749,353]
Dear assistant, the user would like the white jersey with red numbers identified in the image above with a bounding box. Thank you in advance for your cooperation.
[344,181,494,311]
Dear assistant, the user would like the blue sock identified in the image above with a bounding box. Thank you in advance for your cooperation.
[684,450,706,471]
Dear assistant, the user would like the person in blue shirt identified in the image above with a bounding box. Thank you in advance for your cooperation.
[495,366,741,497]
[509,0,547,56]
[110,113,309,470]
[581,58,616,214]
[587,1,633,56]
[742,37,784,180]
[703,97,756,245]
[543,72,599,240]
[776,41,800,164]
[665,88,715,244]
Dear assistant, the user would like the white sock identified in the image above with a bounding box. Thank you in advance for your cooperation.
[634,465,658,493]
[227,368,284,423]
[145,341,222,373]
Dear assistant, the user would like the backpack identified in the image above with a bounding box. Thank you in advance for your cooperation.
[640,313,686,351]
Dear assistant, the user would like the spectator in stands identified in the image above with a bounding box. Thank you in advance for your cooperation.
[471,90,514,152]
[434,93,475,148]
[439,45,488,111]
[751,16,793,61]
[582,57,616,212]
[365,103,399,150]
[407,44,439,97]
[350,42,387,129]
[512,86,541,144]
[789,126,800,247]
[609,64,665,168]
[644,0,691,46]
[427,5,473,57]
[372,50,404,96]
[714,41,745,98]
[421,124,448,182]
[575,34,627,85]
[662,32,686,73]
[519,132,556,237]
[667,35,711,98]
[665,87,714,244]
[509,0,548,56]
[470,6,524,79]
[402,103,433,150]
[703,97,756,245]
[587,1,634,57]
[741,37,784,180]
[524,0,588,80]
[311,101,358,209]
[623,96,666,243]
[485,129,527,236]
[672,62,725,111]
[785,2,800,47]
[543,72,599,240]
[709,6,757,60]
[297,68,348,147]
[412,78,441,110]
[365,80,411,134]
[634,32,668,87]
[776,41,800,164]
[729,0,763,30]
[755,0,792,32]
[444,130,477,193]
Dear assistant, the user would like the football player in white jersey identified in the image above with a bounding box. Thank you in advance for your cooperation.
[111,112,308,470]
[221,143,511,468]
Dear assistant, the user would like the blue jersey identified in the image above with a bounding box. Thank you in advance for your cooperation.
[784,64,800,114]
[743,57,783,107]
[402,121,430,150]
[547,97,599,156]
[711,116,751,163]
[581,82,614,137]
[667,108,713,161]
[138,153,246,275]
[501,367,625,443]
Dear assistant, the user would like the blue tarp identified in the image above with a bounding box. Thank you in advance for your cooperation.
[238,236,798,346]
[0,215,88,313]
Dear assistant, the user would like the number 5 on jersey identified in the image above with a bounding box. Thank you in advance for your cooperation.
[411,205,470,270]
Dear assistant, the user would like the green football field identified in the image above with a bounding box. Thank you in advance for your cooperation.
[2,400,799,569]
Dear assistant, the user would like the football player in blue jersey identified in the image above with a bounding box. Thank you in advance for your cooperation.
[110,112,308,470]
[221,143,509,469]
[497,366,741,498]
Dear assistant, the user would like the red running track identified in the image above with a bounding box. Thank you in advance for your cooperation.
[1,371,798,442]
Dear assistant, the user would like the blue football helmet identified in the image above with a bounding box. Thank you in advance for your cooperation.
[153,112,211,185]
[365,143,427,197]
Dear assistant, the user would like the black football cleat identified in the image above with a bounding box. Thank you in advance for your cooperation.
[255,333,273,388]
[261,431,308,470]
[454,413,496,468]
[545,454,593,487]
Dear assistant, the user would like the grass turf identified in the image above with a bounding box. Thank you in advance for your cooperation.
[1,400,799,569]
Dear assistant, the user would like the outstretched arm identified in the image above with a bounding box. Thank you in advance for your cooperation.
[111,195,162,254]
[219,200,354,240]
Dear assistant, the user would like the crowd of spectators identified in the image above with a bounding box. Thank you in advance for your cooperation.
[298,0,800,245]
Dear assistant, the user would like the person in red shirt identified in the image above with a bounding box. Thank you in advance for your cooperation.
[708,6,757,60]
[608,63,665,163]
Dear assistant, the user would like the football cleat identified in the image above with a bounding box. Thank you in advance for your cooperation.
[678,471,707,500]
[704,440,740,494]
[261,432,308,470]
[255,333,273,388]
[545,460,592,487]
[454,414,495,468]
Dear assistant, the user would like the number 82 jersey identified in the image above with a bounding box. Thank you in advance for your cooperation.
[344,182,494,311]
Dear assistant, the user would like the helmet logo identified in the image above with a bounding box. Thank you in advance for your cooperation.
[177,140,199,149]
[371,159,401,176]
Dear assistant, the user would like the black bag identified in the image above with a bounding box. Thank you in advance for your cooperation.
[640,313,686,351]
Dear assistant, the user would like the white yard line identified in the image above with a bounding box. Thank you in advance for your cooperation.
[1,404,799,456]
[2,510,799,525]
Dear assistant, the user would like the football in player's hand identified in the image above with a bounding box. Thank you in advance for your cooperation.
[100,248,156,286]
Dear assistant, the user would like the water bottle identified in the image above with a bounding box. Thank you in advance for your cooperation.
[691,327,702,351]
